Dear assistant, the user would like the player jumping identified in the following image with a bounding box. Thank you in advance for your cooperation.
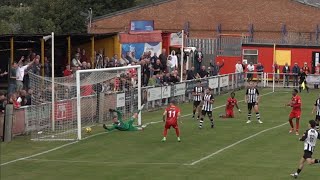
[245,81,262,124]
[192,80,203,120]
[103,109,143,131]
[286,89,302,135]
[219,92,241,118]
[312,94,320,131]
[290,120,320,179]
[162,99,181,142]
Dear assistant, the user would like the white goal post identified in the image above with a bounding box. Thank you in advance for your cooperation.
[76,65,142,140]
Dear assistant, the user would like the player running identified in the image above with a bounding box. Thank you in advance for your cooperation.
[245,81,262,124]
[286,89,302,135]
[162,99,181,142]
[219,92,241,118]
[199,88,215,129]
[192,80,204,120]
[103,108,143,131]
[290,120,320,179]
[312,94,320,131]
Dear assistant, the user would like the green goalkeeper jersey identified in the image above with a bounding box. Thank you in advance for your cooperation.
[105,110,138,131]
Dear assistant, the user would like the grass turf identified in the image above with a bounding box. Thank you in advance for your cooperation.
[1,88,319,180]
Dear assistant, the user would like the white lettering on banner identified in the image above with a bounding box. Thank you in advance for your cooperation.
[162,86,171,99]
[57,103,67,120]
[174,83,186,96]
[208,78,219,89]
[220,76,229,87]
[147,87,162,101]
[306,75,320,84]
[116,93,125,107]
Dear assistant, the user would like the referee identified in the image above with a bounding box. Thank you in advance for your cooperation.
[192,80,203,120]
[245,81,263,124]
[199,88,215,129]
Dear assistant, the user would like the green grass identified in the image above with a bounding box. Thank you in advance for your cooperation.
[1,89,319,180]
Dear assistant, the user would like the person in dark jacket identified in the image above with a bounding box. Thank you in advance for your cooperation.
[187,66,196,80]
[210,59,224,76]
[292,63,300,87]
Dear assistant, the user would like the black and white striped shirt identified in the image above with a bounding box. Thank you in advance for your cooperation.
[315,98,320,116]
[193,86,203,101]
[246,88,259,103]
[202,94,214,111]
[301,128,320,152]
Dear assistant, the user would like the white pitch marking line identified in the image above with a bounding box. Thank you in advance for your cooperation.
[1,91,273,166]
[186,122,288,166]
[23,158,181,165]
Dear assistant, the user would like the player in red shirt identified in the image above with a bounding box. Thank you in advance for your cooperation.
[219,92,241,118]
[162,99,181,142]
[286,89,302,135]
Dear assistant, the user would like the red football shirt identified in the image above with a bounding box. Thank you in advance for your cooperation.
[291,95,302,111]
[165,105,180,124]
[226,97,237,110]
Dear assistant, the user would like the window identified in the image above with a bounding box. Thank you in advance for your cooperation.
[243,49,258,64]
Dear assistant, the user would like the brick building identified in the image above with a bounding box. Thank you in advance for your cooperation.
[90,0,320,41]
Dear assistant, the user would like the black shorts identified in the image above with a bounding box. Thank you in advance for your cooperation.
[303,150,313,159]
[201,110,212,117]
[194,101,201,108]
[315,115,320,121]
[247,103,257,111]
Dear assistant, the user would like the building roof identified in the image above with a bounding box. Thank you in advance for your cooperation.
[293,0,320,8]
[93,0,175,21]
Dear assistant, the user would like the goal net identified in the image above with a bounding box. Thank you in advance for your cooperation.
[28,65,142,141]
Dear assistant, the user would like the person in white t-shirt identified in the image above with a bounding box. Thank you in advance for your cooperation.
[168,50,178,73]
[16,56,34,92]
[235,60,244,82]
[246,62,255,81]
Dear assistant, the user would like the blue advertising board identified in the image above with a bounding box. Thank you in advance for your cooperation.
[130,20,154,31]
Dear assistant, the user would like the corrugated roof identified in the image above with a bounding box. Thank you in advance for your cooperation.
[293,0,320,8]
[93,0,175,21]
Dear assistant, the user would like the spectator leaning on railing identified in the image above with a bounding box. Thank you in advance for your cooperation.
[197,66,209,78]
[246,62,254,82]
[256,62,264,82]
[187,66,196,80]
[210,59,224,76]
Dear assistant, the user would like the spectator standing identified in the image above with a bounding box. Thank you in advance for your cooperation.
[282,63,291,88]
[169,50,178,73]
[81,49,88,62]
[194,48,203,73]
[292,63,300,87]
[210,59,224,76]
[44,57,51,77]
[31,55,41,75]
[125,52,133,64]
[16,56,33,92]
[152,59,162,75]
[8,62,17,95]
[150,53,157,65]
[314,63,320,89]
[81,61,88,70]
[235,61,244,82]
[302,62,310,74]
[159,49,167,73]
[71,53,81,71]
[95,50,103,68]
[87,62,91,69]
[256,62,264,82]
[197,66,208,78]
[112,54,119,66]
[187,66,196,80]
[0,92,7,113]
[273,61,280,84]
[148,75,157,86]
[246,62,255,82]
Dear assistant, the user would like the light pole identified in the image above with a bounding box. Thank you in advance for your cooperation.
[43,32,55,131]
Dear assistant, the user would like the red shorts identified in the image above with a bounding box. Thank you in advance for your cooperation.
[226,109,234,118]
[165,123,178,129]
[289,111,301,119]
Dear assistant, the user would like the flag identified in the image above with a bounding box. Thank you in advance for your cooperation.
[301,81,306,90]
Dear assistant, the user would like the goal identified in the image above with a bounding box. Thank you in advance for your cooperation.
[28,65,142,141]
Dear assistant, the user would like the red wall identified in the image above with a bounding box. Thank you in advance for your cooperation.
[217,45,319,74]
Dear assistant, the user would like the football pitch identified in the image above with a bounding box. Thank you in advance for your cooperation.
[1,89,319,180]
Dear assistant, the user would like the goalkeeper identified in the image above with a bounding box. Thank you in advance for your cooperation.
[103,108,143,131]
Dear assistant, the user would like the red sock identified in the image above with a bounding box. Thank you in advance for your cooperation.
[163,128,168,137]
[175,128,180,137]
[296,119,300,131]
[289,120,294,129]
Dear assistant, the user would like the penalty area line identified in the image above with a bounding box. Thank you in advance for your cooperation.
[185,122,288,166]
